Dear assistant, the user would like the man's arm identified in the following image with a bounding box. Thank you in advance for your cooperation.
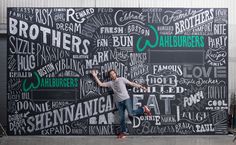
[91,70,109,87]
[125,79,147,91]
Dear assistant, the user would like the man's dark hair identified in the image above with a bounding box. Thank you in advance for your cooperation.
[108,69,117,77]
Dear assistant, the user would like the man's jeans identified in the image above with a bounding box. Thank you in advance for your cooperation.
[116,98,144,133]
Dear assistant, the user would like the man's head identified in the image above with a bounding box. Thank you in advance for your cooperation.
[108,69,117,80]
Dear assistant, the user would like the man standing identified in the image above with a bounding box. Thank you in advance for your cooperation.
[91,69,151,139]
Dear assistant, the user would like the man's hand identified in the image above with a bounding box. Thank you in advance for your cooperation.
[141,86,148,92]
[91,69,98,77]
[90,69,108,88]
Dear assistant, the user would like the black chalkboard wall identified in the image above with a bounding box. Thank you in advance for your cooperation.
[7,7,228,135]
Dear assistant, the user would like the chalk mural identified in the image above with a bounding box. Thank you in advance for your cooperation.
[7,7,228,135]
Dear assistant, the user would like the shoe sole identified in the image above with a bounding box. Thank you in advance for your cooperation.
[117,136,127,139]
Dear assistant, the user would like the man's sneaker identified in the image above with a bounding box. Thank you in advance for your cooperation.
[144,106,152,116]
[117,133,127,139]
[123,131,129,135]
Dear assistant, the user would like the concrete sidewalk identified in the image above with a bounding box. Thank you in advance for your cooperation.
[0,135,235,145]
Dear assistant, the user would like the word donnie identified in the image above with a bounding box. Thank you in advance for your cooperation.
[133,116,161,128]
